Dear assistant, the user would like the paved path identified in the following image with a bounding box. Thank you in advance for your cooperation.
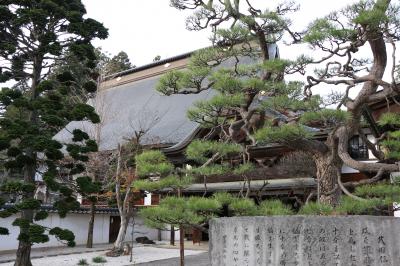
[0,247,206,266]
[0,241,209,265]
[0,243,113,263]
[135,252,210,266]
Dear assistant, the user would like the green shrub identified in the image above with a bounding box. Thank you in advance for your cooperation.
[335,196,382,215]
[298,202,334,215]
[212,192,235,205]
[258,199,294,215]
[229,198,258,216]
[92,256,107,263]
[77,259,89,265]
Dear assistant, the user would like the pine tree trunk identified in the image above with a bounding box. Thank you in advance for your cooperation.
[15,163,35,266]
[14,238,32,266]
[170,225,175,246]
[15,56,42,266]
[314,152,342,206]
[86,201,96,248]
[14,209,33,266]
[113,215,129,251]
[179,226,185,266]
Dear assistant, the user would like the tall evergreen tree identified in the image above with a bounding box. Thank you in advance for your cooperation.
[45,47,134,249]
[48,48,134,104]
[0,1,107,265]
[96,49,134,77]
[48,50,98,104]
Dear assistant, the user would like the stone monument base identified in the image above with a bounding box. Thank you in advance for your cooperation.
[210,216,400,266]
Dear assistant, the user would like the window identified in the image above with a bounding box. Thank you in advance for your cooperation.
[348,136,369,160]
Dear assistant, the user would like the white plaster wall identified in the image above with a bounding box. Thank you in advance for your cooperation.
[131,217,158,240]
[119,217,181,242]
[144,193,152,206]
[0,214,165,251]
[0,213,110,251]
[161,228,181,241]
[367,135,377,159]
[0,214,20,251]
[394,203,400,217]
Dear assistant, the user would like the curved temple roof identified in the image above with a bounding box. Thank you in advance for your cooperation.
[54,76,213,151]
[54,44,279,152]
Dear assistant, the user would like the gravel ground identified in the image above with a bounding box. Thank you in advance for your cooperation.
[135,252,210,266]
[0,247,205,266]
[0,243,113,264]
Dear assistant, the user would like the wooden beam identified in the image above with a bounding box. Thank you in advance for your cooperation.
[195,165,315,183]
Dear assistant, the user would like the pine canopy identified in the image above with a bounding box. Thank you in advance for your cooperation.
[0,0,108,248]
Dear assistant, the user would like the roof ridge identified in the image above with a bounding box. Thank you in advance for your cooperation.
[103,42,279,81]
[103,50,195,81]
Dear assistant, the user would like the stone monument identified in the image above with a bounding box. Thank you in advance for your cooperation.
[209,216,400,266]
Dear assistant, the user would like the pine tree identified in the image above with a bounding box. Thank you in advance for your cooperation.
[331,112,400,215]
[102,136,148,255]
[75,175,102,248]
[95,48,134,77]
[48,50,98,104]
[0,1,107,265]
[48,47,135,248]
[134,149,293,266]
[158,0,400,206]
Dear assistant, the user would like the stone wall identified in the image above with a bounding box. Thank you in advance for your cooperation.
[209,216,400,266]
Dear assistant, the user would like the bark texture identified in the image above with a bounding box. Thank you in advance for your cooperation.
[86,201,96,248]
[314,152,342,206]
[335,2,397,176]
[15,76,39,265]
[14,55,42,266]
[179,226,185,266]
[112,144,133,252]
[113,215,130,251]
[14,240,32,266]
[170,226,175,246]
[15,164,36,266]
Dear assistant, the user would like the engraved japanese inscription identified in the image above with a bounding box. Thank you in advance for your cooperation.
[209,216,400,266]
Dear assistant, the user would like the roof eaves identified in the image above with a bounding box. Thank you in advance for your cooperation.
[182,177,316,192]
[103,51,194,81]
[1,203,120,215]
[103,43,279,82]
[162,125,203,154]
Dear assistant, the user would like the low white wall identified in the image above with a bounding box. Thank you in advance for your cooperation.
[125,217,180,241]
[1,213,176,251]
[128,216,159,241]
[160,228,181,241]
[0,213,110,251]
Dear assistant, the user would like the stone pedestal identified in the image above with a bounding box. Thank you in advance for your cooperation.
[209,216,400,266]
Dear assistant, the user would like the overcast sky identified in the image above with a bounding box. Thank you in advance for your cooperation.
[82,0,360,66]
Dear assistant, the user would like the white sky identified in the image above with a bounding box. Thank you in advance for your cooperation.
[82,0,360,66]
[3,0,393,100]
[82,0,383,100]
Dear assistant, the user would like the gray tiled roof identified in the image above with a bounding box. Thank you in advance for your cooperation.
[54,44,279,151]
[54,75,213,151]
